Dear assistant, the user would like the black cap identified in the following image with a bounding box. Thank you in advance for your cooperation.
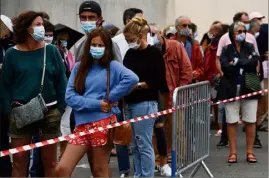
[79,1,102,16]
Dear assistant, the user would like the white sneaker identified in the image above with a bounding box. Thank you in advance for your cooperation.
[160,164,172,177]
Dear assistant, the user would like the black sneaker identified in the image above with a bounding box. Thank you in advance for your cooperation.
[253,138,263,148]
[217,140,228,147]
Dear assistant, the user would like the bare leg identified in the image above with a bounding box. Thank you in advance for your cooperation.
[55,144,89,177]
[245,122,256,154]
[227,123,238,155]
[11,138,31,177]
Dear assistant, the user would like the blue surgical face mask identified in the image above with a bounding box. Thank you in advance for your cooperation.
[235,33,246,42]
[30,26,45,41]
[81,21,96,33]
[180,28,190,36]
[61,40,68,48]
[245,24,250,31]
[153,35,160,45]
[90,46,105,60]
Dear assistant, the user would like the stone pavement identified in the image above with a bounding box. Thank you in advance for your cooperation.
[72,129,268,178]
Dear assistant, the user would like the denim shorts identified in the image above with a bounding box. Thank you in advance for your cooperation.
[9,108,62,139]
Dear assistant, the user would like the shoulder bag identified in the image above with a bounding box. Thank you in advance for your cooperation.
[12,45,48,129]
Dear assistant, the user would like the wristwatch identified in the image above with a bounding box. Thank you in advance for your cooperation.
[137,82,142,89]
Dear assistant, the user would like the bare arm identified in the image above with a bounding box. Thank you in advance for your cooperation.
[216,56,224,77]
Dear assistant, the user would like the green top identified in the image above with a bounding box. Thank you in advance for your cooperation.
[1,44,67,114]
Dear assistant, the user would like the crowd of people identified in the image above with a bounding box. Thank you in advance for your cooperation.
[0,0,268,177]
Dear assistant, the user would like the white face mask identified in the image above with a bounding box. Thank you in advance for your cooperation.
[255,32,260,38]
[44,36,53,44]
[128,39,140,50]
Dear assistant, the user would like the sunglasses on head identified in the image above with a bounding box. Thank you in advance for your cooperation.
[236,30,247,34]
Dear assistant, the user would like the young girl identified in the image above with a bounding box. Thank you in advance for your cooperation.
[55,28,138,177]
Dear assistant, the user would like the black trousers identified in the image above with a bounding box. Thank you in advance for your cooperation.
[0,104,12,177]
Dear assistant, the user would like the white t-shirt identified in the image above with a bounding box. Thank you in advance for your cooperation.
[112,33,154,61]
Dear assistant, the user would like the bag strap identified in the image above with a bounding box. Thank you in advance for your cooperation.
[106,63,110,103]
[40,44,47,93]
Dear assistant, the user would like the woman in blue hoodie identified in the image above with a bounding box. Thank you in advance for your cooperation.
[56,28,138,177]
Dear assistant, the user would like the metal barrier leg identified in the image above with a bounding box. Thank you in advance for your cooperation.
[201,161,214,178]
[189,163,202,178]
[189,161,213,178]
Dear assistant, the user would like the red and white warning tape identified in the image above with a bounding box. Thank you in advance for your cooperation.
[213,89,268,105]
[0,89,267,157]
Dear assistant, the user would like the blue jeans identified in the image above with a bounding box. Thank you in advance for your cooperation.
[116,145,130,174]
[127,101,157,177]
[115,101,131,174]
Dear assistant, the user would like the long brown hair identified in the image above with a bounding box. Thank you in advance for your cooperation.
[75,28,114,95]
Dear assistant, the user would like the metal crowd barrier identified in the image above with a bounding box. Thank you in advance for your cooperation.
[171,81,213,177]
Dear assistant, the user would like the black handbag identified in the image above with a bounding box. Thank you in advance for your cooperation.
[11,45,48,129]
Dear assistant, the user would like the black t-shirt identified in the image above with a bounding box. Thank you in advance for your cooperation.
[123,45,168,103]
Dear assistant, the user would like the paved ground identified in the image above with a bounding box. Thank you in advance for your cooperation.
[72,127,268,178]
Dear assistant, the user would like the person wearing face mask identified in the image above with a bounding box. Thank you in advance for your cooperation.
[216,12,260,80]
[112,8,154,62]
[74,1,122,63]
[123,17,168,177]
[174,16,204,82]
[56,28,138,177]
[112,8,154,177]
[249,12,265,25]
[54,30,76,160]
[0,14,14,178]
[248,20,261,39]
[44,20,54,44]
[163,25,177,40]
[203,24,228,139]
[219,22,260,164]
[1,11,67,177]
[200,21,222,52]
[56,31,75,78]
[149,23,192,176]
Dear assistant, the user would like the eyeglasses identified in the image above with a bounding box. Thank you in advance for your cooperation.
[236,30,247,34]
[181,24,190,28]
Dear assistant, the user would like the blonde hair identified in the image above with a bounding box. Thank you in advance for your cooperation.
[123,17,148,36]
[234,21,245,31]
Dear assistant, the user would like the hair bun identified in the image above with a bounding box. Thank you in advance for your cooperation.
[131,17,148,27]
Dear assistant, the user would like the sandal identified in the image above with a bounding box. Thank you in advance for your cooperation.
[228,154,237,164]
[246,153,257,163]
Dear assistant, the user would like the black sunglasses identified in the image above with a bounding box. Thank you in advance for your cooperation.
[236,30,247,34]
[182,24,190,28]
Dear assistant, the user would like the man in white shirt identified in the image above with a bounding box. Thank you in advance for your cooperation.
[112,8,153,61]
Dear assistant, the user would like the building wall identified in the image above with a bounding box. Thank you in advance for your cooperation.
[1,0,168,33]
[171,0,268,40]
[1,0,268,39]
